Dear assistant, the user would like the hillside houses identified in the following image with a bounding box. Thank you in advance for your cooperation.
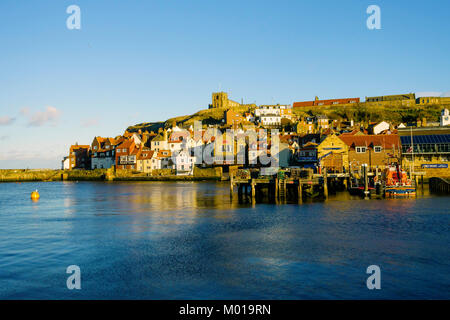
[62,92,450,177]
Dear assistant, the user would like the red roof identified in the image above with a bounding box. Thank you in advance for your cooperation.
[339,134,400,149]
[138,150,155,160]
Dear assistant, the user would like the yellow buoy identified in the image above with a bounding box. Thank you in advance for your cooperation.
[31,190,40,200]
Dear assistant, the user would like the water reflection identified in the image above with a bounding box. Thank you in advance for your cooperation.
[0,181,448,299]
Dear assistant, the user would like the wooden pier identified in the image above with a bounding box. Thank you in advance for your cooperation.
[230,169,326,203]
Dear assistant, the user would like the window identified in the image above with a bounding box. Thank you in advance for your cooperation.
[356,147,366,153]
[117,149,121,153]
[374,146,382,153]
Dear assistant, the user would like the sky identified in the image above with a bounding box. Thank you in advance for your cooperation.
[0,0,449,168]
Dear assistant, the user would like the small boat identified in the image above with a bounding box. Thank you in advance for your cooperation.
[383,163,416,197]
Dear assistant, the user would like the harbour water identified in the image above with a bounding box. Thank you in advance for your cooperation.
[0,181,449,299]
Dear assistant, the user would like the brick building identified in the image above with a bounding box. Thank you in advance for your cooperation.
[339,134,401,170]
[69,144,91,170]
[293,96,360,108]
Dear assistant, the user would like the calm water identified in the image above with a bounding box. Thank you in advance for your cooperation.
[0,181,449,299]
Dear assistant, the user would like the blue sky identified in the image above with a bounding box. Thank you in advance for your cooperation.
[1,0,449,168]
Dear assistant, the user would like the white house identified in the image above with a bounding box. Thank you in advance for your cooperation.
[260,114,281,126]
[91,150,115,169]
[62,156,70,170]
[168,140,184,154]
[172,151,196,175]
[255,105,291,117]
[441,109,450,126]
[372,121,390,135]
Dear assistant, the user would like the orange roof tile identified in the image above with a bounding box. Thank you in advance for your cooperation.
[339,134,400,149]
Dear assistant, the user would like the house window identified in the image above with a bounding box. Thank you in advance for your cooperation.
[117,149,121,153]
[356,147,366,153]
[374,146,382,153]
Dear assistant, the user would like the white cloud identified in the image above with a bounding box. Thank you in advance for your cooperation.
[25,106,61,127]
[0,116,15,126]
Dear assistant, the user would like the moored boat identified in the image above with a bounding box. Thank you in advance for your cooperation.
[383,163,416,197]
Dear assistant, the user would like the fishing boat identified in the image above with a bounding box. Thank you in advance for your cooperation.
[383,163,416,197]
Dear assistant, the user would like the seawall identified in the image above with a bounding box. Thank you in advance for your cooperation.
[0,169,221,183]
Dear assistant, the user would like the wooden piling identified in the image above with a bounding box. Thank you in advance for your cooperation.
[363,164,369,200]
[275,178,279,200]
[298,180,303,204]
[251,180,256,200]
[230,176,234,198]
[323,169,328,199]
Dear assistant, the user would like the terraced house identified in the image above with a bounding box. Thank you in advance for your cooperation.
[339,134,401,170]
[69,144,91,170]
[137,150,155,173]
[91,136,117,169]
[115,139,139,170]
